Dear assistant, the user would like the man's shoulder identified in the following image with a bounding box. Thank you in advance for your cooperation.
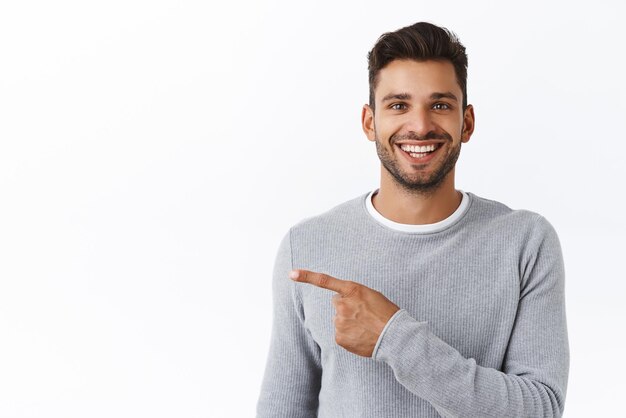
[287,191,368,235]
[283,190,558,241]
[468,191,538,219]
[467,192,558,239]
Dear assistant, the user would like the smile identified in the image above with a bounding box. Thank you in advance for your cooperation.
[396,143,443,163]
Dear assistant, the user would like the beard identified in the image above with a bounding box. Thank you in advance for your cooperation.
[374,127,462,198]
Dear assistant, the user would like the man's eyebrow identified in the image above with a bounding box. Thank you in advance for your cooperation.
[381,93,412,102]
[380,92,459,103]
[430,92,459,102]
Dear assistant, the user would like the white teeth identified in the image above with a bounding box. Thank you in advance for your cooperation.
[400,144,437,153]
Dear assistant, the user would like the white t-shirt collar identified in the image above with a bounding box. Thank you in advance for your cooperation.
[365,188,469,233]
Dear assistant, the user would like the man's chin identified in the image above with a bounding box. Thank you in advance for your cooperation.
[391,172,447,193]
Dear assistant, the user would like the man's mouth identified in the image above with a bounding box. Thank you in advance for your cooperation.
[395,142,443,163]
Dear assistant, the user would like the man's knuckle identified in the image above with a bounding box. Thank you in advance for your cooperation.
[344,284,360,298]
[318,274,330,288]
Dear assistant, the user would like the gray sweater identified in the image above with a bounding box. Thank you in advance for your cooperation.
[257,190,569,417]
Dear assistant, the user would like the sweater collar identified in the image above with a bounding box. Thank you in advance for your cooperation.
[364,188,470,234]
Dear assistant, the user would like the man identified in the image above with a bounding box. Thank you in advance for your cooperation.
[257,21,569,417]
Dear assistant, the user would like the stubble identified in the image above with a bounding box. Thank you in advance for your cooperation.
[374,128,462,198]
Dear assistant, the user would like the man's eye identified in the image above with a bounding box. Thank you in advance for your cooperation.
[390,103,407,110]
[433,103,451,110]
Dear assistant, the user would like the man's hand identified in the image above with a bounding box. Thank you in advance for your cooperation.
[289,269,400,357]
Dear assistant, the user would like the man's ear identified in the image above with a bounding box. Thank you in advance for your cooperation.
[361,104,376,142]
[461,104,475,143]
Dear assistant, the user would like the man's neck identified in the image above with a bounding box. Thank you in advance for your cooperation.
[372,169,462,225]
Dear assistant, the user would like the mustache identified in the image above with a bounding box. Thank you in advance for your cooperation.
[391,131,452,143]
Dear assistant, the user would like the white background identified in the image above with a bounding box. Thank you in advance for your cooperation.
[0,0,624,417]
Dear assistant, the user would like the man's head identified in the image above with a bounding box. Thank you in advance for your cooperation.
[368,22,468,111]
[361,22,475,196]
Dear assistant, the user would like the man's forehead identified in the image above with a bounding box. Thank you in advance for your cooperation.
[375,59,461,100]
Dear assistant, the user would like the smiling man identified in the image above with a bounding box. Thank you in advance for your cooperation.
[257,22,569,417]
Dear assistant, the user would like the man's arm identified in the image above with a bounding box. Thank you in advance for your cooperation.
[256,229,322,418]
[372,215,570,417]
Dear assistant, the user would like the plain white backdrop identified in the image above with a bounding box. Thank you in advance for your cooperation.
[0,0,624,417]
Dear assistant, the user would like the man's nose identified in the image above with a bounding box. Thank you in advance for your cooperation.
[403,108,437,137]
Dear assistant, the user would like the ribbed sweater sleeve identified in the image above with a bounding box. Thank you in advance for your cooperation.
[372,215,569,417]
[256,229,322,417]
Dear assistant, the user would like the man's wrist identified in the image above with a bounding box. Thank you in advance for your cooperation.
[372,308,406,359]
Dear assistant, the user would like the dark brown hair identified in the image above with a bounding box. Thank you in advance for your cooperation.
[367,22,468,110]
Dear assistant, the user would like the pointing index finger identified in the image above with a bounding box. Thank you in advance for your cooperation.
[289,269,353,296]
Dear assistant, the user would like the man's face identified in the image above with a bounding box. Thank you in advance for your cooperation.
[361,59,474,195]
